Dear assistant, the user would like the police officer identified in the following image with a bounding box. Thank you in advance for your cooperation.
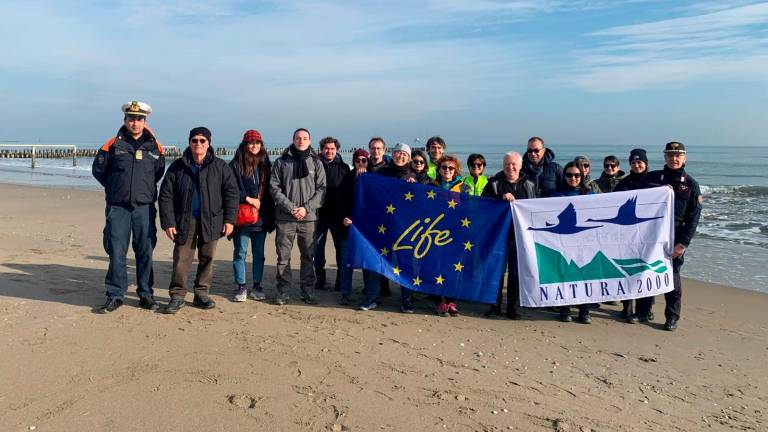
[92,101,166,313]
[643,141,702,331]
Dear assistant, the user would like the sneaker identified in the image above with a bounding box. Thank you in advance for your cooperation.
[302,296,318,305]
[436,302,449,317]
[559,312,573,323]
[626,314,639,324]
[192,295,216,310]
[274,298,287,306]
[338,294,350,306]
[663,318,678,331]
[249,286,266,301]
[358,302,377,311]
[163,298,186,314]
[401,302,415,314]
[447,302,459,317]
[138,296,159,311]
[232,285,248,302]
[648,311,655,322]
[578,313,592,324]
[97,297,123,314]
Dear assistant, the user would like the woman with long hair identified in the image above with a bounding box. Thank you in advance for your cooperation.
[229,130,275,302]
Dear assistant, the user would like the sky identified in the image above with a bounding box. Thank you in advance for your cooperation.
[0,0,766,147]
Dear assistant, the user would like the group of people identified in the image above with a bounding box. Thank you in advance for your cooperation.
[93,100,702,332]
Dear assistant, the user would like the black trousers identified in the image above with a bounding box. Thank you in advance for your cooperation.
[636,255,683,320]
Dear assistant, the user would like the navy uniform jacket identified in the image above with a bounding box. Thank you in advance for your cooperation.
[645,165,702,247]
[92,126,165,206]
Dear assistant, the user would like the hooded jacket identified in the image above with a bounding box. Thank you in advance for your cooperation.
[522,148,562,198]
[159,147,239,245]
[92,126,165,206]
[270,146,327,222]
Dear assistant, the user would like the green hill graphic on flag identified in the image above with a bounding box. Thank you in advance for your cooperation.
[535,243,667,284]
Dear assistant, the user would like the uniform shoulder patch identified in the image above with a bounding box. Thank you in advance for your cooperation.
[100,137,117,151]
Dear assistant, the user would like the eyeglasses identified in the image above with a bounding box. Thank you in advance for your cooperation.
[527,147,543,154]
[412,159,425,165]
[565,172,582,179]
[471,163,484,168]
[190,138,208,144]
[354,157,368,163]
[604,163,617,169]
[440,165,456,171]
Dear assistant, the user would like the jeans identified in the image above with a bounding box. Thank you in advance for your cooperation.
[275,220,316,300]
[314,217,343,275]
[102,203,156,299]
[232,230,267,285]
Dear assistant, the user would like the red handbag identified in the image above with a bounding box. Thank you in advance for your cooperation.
[235,171,264,227]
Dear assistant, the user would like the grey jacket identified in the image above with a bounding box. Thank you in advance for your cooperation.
[270,147,327,222]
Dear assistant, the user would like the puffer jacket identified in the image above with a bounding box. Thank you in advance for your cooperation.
[159,147,240,245]
[522,148,562,197]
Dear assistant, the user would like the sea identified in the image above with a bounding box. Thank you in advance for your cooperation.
[1,142,766,294]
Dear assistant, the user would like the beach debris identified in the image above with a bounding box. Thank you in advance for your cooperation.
[475,351,483,357]
[613,352,627,358]
[456,394,467,401]
[638,356,657,363]
[28,427,36,431]
[553,418,572,431]
[492,410,499,414]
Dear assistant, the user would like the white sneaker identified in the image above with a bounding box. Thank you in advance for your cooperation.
[358,302,377,311]
[232,286,247,302]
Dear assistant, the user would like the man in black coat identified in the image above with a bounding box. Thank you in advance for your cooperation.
[314,137,351,291]
[158,127,240,314]
[522,136,562,197]
[92,101,165,313]
[644,142,702,331]
[482,151,538,319]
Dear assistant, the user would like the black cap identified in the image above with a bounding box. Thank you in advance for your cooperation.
[189,126,212,143]
[664,141,686,154]
[629,148,648,165]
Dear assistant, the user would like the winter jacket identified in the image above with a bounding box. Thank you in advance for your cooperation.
[482,172,538,201]
[159,147,240,245]
[645,165,702,247]
[522,148,563,198]
[430,177,471,194]
[614,170,651,192]
[269,147,327,222]
[318,154,351,223]
[92,126,165,206]
[228,159,276,233]
[593,170,626,193]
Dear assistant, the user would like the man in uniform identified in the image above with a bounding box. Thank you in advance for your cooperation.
[644,141,702,331]
[92,101,165,313]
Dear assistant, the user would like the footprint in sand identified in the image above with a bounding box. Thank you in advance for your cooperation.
[227,393,261,409]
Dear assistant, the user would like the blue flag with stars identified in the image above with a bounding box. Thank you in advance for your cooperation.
[347,174,512,303]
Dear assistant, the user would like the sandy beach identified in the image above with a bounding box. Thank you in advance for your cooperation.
[0,183,766,431]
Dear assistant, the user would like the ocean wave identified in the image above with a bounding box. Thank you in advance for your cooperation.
[700,184,768,196]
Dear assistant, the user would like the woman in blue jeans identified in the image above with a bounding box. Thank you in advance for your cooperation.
[229,129,275,302]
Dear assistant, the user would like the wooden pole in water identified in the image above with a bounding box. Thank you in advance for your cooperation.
[31,146,36,168]
[72,146,77,166]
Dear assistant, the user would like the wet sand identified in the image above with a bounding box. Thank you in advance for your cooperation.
[1,183,766,431]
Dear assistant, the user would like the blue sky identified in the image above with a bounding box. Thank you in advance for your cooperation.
[0,0,766,147]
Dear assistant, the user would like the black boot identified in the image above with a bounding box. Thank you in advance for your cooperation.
[314,268,327,291]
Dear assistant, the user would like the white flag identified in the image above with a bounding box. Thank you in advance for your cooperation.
[512,187,675,307]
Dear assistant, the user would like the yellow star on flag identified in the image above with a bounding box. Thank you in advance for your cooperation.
[393,267,401,276]
[463,241,474,251]
[453,262,464,272]
[380,247,389,256]
[447,199,458,209]
[460,218,471,227]
[412,276,422,286]
[386,204,396,214]
[378,225,386,234]
[426,190,436,199]
[404,191,414,201]
[435,275,445,285]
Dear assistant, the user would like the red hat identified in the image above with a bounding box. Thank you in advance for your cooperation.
[353,149,370,160]
[242,129,263,143]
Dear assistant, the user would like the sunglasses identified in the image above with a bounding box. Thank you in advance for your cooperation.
[604,163,617,169]
[412,159,425,165]
[440,165,456,171]
[471,163,484,168]
[190,138,208,144]
[565,172,582,179]
[354,157,368,163]
[527,147,543,154]
[581,163,590,168]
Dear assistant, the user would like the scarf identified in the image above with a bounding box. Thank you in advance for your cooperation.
[288,145,311,179]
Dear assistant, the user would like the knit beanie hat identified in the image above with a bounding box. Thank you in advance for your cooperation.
[353,149,370,160]
[189,126,212,143]
[629,148,648,165]
[242,129,262,144]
